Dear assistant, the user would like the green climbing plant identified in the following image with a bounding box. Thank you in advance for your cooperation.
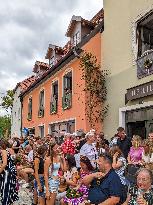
[80,52,109,128]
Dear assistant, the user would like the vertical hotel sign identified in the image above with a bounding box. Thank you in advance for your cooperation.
[126,81,153,103]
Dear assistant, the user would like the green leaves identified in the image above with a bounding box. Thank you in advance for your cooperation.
[1,90,14,112]
[0,115,11,138]
[80,52,109,128]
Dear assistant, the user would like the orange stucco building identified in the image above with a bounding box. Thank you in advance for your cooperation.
[21,9,104,137]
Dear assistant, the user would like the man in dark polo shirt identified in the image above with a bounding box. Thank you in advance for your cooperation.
[116,127,132,159]
[82,153,125,205]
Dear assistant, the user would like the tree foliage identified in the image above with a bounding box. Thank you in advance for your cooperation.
[0,115,11,138]
[80,52,109,128]
[1,90,14,111]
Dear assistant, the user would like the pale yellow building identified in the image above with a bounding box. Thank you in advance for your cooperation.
[103,0,153,139]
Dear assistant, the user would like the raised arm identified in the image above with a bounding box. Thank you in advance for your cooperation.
[0,150,7,173]
[44,157,51,198]
[34,158,42,191]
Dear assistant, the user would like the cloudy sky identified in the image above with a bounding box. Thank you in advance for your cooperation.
[0,0,103,115]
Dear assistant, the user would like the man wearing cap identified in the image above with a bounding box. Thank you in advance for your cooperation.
[83,153,126,205]
[80,130,98,168]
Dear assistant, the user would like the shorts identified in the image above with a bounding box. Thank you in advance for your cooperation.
[34,176,45,197]
[48,178,60,193]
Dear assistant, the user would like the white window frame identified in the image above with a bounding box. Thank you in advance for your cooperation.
[62,68,73,97]
[131,6,153,65]
[73,31,80,46]
[38,124,45,138]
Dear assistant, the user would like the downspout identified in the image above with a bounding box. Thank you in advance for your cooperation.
[20,96,23,137]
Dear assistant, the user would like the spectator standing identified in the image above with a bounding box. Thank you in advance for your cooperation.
[80,130,98,168]
[34,145,47,205]
[0,139,19,205]
[44,142,64,205]
[116,127,132,159]
[128,135,144,165]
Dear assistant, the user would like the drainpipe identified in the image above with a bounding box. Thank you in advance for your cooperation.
[20,97,23,137]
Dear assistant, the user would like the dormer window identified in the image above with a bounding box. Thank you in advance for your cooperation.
[66,15,94,46]
[50,56,55,67]
[73,31,80,46]
[33,61,49,77]
[45,44,64,67]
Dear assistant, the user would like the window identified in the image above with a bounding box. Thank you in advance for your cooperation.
[136,11,153,78]
[27,97,32,120]
[49,56,55,67]
[38,90,44,117]
[137,12,153,58]
[50,81,58,114]
[62,71,72,110]
[63,71,72,92]
[73,31,80,46]
[39,126,44,138]
[52,81,58,100]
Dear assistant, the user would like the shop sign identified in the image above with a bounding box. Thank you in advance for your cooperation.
[126,81,153,102]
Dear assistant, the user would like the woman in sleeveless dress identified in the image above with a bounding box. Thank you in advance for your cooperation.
[34,145,47,205]
[0,139,18,205]
[44,142,64,205]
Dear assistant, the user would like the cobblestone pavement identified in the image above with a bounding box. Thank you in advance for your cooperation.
[0,180,33,205]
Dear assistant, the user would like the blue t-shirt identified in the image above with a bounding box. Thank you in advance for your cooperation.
[88,169,124,204]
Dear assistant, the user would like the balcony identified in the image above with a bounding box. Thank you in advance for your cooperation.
[137,50,153,79]
[62,92,72,110]
[38,107,44,118]
[27,112,32,121]
[50,99,57,114]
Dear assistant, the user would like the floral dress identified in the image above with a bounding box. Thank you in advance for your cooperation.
[128,185,153,205]
[63,170,90,205]
[0,150,18,205]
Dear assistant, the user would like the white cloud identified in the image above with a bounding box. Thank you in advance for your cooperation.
[0,0,103,114]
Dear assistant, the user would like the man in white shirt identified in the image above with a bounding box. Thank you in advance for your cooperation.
[80,130,98,168]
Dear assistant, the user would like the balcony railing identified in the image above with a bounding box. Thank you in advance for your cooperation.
[27,112,32,121]
[38,107,44,117]
[62,92,72,110]
[50,99,57,114]
[137,49,153,78]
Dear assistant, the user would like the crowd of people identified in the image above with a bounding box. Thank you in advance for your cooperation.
[0,127,153,205]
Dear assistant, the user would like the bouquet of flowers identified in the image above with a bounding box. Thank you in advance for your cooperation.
[61,139,76,155]
[66,188,83,199]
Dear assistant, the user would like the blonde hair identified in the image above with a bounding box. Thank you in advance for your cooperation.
[132,135,142,148]
[143,139,153,156]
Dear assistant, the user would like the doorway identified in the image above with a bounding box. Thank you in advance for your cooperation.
[126,121,146,140]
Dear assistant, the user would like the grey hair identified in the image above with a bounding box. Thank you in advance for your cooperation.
[136,168,153,183]
[85,129,96,139]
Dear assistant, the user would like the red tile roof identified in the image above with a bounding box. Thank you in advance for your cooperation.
[45,9,104,64]
[14,75,37,93]
[91,8,104,25]
[33,61,50,73]
[45,44,64,59]
[20,9,104,97]
[66,15,95,37]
